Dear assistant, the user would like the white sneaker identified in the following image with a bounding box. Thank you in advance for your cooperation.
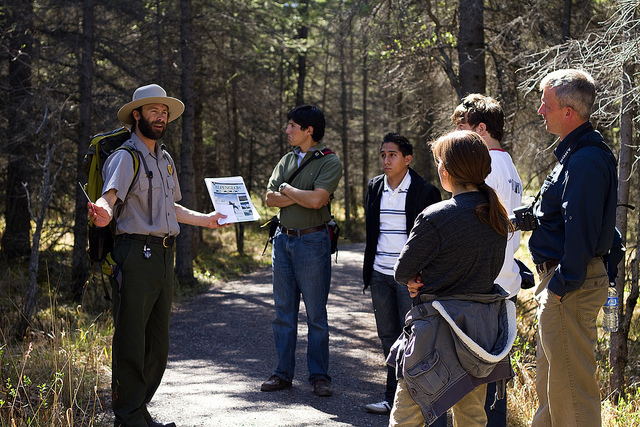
[364,400,391,415]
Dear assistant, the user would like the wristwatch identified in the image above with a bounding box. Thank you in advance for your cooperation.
[278,182,288,192]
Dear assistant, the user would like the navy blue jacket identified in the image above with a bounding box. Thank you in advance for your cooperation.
[529,122,618,297]
[363,168,441,290]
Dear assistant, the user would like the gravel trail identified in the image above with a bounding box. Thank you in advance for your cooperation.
[148,243,392,427]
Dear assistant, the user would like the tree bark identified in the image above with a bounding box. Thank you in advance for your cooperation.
[295,0,309,106]
[361,52,369,206]
[339,34,351,229]
[610,61,635,403]
[193,84,204,248]
[176,0,196,284]
[278,48,287,158]
[457,0,486,96]
[396,92,403,135]
[155,0,165,85]
[231,72,245,255]
[18,138,62,339]
[72,0,95,300]
[561,0,572,41]
[2,0,34,260]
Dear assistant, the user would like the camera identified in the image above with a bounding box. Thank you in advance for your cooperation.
[510,204,537,231]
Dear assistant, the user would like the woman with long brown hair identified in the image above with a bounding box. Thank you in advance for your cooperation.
[388,130,517,427]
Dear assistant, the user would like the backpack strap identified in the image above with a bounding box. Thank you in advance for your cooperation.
[115,145,154,226]
[262,148,336,256]
[114,145,140,183]
[533,126,616,204]
[560,123,617,166]
[570,138,618,166]
[286,148,335,183]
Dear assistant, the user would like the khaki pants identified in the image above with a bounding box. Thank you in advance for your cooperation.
[390,378,487,427]
[532,258,608,427]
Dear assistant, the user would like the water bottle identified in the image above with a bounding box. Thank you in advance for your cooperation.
[602,286,619,332]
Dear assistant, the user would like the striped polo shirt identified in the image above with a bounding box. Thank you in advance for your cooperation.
[373,171,411,275]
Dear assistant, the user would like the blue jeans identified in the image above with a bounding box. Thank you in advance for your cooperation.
[271,227,332,383]
[369,270,413,403]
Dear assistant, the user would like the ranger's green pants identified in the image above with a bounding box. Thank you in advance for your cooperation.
[110,235,175,427]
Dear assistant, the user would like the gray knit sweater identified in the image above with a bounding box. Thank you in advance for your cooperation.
[394,191,506,297]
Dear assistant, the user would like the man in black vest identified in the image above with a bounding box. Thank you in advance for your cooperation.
[362,133,441,415]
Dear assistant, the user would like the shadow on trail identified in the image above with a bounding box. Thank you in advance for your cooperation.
[155,243,390,427]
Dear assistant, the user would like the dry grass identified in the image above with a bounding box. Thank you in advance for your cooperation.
[0,222,270,426]
[507,288,640,427]
[1,222,639,425]
[506,291,539,426]
[0,307,113,426]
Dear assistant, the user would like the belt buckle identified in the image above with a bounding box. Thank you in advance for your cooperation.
[537,260,556,275]
[283,226,297,237]
[162,236,171,248]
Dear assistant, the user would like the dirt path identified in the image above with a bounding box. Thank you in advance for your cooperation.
[148,243,392,426]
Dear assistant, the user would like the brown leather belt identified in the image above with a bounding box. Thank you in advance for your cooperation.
[279,224,326,237]
[536,259,559,275]
[122,233,176,247]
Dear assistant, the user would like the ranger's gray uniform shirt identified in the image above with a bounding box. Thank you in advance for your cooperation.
[102,133,181,237]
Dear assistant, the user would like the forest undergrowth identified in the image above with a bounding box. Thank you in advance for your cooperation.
[508,278,640,426]
[0,223,638,426]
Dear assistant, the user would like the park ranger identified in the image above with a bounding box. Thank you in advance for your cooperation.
[89,84,225,427]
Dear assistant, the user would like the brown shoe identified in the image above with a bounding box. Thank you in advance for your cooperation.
[312,378,333,397]
[261,375,292,392]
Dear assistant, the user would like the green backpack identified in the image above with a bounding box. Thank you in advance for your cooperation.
[81,127,140,299]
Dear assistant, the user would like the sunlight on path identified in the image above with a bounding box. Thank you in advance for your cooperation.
[149,243,390,427]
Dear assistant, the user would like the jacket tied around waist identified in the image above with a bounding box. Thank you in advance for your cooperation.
[387,286,517,425]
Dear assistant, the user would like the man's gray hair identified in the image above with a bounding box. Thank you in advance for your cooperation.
[539,69,596,120]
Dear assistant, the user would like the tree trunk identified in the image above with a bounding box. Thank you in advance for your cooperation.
[155,0,165,85]
[193,86,204,248]
[339,35,351,229]
[396,92,403,135]
[361,52,369,207]
[2,0,34,261]
[457,0,486,96]
[18,138,61,339]
[72,0,95,300]
[229,53,245,255]
[176,0,196,284]
[321,39,330,109]
[610,61,636,403]
[295,0,309,106]
[561,0,572,41]
[417,104,436,182]
[278,48,286,158]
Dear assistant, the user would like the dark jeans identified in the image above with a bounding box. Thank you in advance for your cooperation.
[481,296,517,427]
[484,381,507,426]
[369,270,413,403]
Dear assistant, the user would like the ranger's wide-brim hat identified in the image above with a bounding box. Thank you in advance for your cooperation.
[117,84,185,126]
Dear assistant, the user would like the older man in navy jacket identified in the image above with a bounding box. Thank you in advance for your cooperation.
[530,69,617,427]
